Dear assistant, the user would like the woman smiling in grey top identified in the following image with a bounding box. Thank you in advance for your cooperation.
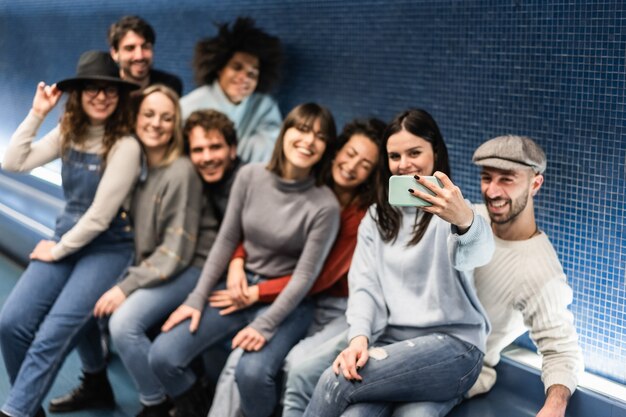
[150,103,341,417]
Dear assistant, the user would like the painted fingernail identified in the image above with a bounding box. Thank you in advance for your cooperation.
[414,175,420,180]
[408,189,414,193]
[356,366,361,371]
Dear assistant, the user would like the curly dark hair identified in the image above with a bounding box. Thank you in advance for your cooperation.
[192,17,282,93]
[375,109,451,246]
[59,86,134,169]
[326,118,386,210]
[183,109,238,155]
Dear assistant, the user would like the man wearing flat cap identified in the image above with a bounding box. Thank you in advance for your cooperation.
[469,135,583,416]
[393,135,584,417]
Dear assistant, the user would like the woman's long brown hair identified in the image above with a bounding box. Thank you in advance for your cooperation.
[59,86,134,169]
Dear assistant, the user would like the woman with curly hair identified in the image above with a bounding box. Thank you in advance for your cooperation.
[0,50,141,417]
[181,17,283,163]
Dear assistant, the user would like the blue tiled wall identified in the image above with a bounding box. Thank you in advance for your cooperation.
[0,0,624,384]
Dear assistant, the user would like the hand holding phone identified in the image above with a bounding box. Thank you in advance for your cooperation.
[388,175,443,207]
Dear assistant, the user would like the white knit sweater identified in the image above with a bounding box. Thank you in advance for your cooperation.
[467,204,584,397]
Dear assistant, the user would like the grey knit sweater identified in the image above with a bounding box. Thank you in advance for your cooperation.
[185,163,340,340]
[117,157,203,296]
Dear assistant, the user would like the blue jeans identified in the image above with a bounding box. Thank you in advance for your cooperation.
[109,266,201,405]
[208,296,348,417]
[0,243,132,417]
[150,292,313,417]
[339,396,460,417]
[391,399,460,417]
[283,330,348,417]
[302,333,483,417]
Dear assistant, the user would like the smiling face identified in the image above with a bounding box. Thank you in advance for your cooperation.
[188,126,237,183]
[480,166,540,225]
[135,91,175,159]
[110,30,154,84]
[282,118,327,180]
[217,51,260,104]
[332,133,379,192]
[386,129,435,176]
[81,83,119,125]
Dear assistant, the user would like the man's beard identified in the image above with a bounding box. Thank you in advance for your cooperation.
[484,190,529,225]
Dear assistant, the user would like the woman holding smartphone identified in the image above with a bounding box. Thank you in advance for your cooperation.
[150,103,341,417]
[302,109,494,417]
[207,118,385,417]
[0,51,140,417]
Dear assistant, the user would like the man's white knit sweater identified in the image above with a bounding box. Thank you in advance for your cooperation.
[467,204,584,397]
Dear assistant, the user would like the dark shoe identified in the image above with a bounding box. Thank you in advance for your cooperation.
[135,399,173,417]
[172,381,209,417]
[48,370,115,412]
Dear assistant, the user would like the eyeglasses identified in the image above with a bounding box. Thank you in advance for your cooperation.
[83,84,119,98]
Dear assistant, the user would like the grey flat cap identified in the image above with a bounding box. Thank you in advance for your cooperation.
[472,135,546,174]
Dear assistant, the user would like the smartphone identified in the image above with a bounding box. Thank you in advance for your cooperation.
[388,175,443,207]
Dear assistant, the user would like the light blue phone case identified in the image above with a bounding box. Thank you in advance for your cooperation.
[388,175,443,207]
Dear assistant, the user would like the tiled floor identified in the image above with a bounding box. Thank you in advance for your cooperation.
[0,253,140,417]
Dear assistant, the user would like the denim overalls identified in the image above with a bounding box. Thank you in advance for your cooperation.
[0,148,135,417]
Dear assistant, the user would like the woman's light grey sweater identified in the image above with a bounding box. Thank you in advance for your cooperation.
[347,205,494,353]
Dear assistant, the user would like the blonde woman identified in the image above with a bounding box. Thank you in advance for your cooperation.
[49,85,203,416]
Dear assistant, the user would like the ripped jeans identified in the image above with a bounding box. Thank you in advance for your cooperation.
[302,333,483,417]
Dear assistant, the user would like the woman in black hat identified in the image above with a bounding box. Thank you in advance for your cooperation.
[0,50,141,417]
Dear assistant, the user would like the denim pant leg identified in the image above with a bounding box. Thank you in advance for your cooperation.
[282,330,349,417]
[303,333,483,417]
[391,398,461,417]
[0,260,73,384]
[284,300,347,373]
[2,246,132,417]
[74,315,108,374]
[340,397,460,417]
[342,403,393,417]
[109,266,201,405]
[207,348,244,417]
[149,301,255,399]
[209,299,348,417]
[236,301,314,417]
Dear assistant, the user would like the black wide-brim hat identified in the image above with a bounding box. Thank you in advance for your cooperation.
[56,50,140,92]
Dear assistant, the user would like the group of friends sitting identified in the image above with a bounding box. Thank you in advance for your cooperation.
[0,13,583,417]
